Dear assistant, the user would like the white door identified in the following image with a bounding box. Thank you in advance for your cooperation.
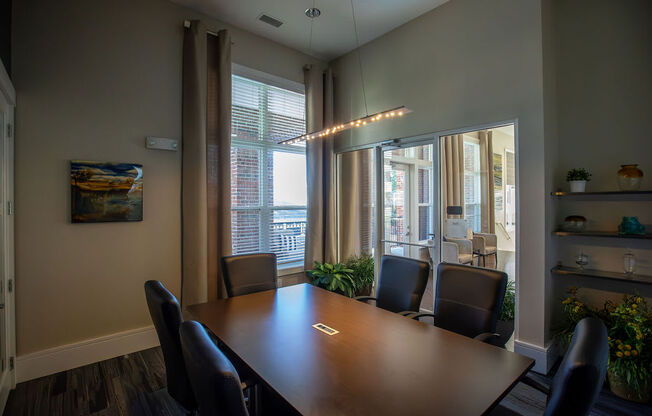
[0,63,16,410]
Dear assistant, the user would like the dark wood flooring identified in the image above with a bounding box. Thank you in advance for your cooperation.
[4,347,651,415]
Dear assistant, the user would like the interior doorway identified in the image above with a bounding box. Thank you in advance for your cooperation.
[439,125,516,283]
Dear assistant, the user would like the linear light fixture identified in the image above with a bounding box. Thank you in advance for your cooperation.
[280,106,411,145]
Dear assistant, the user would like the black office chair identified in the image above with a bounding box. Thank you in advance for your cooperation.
[221,253,278,297]
[144,280,196,413]
[490,317,608,416]
[409,262,507,344]
[180,320,250,416]
[356,255,430,315]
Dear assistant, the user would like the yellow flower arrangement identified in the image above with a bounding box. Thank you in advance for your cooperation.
[558,290,651,400]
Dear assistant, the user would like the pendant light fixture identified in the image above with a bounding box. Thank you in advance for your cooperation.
[280,0,411,145]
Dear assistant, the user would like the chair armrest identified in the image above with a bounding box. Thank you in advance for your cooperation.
[409,312,436,321]
[520,374,550,396]
[473,332,500,344]
[474,232,497,247]
[354,296,377,303]
[445,237,473,254]
[397,310,419,316]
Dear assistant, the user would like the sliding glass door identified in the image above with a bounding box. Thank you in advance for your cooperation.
[378,142,438,311]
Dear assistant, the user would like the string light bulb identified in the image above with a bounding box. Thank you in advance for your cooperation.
[279,106,412,145]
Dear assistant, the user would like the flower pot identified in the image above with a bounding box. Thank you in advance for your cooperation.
[608,369,652,403]
[569,180,587,193]
[617,164,643,191]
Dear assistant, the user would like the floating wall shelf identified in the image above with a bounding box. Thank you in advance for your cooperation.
[552,265,652,285]
[551,190,652,197]
[554,230,652,239]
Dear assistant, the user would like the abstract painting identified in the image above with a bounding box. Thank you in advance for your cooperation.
[71,161,143,223]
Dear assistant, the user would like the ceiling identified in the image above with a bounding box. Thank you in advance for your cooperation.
[171,0,449,60]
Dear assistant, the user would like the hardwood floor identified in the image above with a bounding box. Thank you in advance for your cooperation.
[3,347,185,416]
[4,346,651,415]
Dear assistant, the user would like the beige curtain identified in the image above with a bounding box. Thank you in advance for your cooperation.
[181,22,231,306]
[441,134,465,215]
[338,148,374,261]
[304,66,337,267]
[479,130,495,233]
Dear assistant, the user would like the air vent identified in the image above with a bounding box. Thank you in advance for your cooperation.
[258,14,283,28]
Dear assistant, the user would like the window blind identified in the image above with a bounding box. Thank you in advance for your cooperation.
[231,75,307,267]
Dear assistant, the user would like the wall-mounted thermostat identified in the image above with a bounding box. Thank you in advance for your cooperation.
[146,137,179,151]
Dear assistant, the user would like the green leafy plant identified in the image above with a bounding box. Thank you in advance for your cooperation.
[605,294,652,399]
[557,288,652,399]
[566,168,592,182]
[345,253,375,296]
[499,280,516,321]
[307,261,356,297]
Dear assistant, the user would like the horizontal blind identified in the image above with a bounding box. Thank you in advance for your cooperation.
[231,74,307,267]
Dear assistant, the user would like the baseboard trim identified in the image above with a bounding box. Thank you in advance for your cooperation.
[514,339,559,375]
[16,326,159,383]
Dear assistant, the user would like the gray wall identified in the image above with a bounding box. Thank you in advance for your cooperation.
[547,0,652,319]
[330,0,550,348]
[12,0,323,355]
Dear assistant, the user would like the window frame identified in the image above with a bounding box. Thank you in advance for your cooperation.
[231,65,307,273]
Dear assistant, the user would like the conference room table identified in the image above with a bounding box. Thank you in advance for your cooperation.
[185,283,534,416]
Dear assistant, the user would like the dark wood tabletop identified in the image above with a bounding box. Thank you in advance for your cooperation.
[185,283,534,416]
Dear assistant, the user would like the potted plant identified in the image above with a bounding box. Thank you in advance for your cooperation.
[496,280,515,346]
[604,295,652,403]
[566,168,592,192]
[307,261,356,298]
[345,253,375,296]
[557,288,652,402]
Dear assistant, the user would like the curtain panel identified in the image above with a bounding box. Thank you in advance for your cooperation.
[181,21,232,306]
[304,66,337,267]
[441,134,465,216]
[479,130,495,233]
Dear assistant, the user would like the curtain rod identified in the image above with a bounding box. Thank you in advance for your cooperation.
[183,20,218,37]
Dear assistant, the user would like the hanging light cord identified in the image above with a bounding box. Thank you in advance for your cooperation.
[308,0,316,54]
[350,0,369,117]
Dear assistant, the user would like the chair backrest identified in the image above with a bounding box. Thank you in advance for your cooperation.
[180,321,249,416]
[375,255,430,313]
[544,317,608,416]
[144,280,196,411]
[444,218,471,239]
[433,263,507,338]
[221,253,278,297]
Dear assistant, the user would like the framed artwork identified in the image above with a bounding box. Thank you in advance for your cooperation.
[71,161,143,223]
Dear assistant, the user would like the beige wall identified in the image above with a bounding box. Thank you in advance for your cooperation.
[547,0,652,320]
[330,0,549,348]
[12,0,322,355]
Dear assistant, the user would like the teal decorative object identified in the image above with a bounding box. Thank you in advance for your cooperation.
[618,217,645,235]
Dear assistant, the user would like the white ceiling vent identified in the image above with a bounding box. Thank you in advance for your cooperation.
[258,14,283,28]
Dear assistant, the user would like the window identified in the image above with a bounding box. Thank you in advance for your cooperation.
[463,140,481,232]
[231,74,306,269]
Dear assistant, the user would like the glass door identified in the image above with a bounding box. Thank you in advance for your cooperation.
[378,143,438,311]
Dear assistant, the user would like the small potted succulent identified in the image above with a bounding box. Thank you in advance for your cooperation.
[566,168,592,192]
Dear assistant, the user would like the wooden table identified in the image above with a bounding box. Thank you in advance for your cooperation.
[185,283,533,416]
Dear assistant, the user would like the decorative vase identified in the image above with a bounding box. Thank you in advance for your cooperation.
[624,251,636,274]
[569,180,586,193]
[563,215,587,232]
[618,216,646,235]
[608,369,652,403]
[617,164,643,191]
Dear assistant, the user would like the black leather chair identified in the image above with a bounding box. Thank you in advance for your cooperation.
[491,317,608,416]
[356,255,430,315]
[221,253,278,297]
[144,280,196,413]
[409,262,507,344]
[180,320,249,416]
